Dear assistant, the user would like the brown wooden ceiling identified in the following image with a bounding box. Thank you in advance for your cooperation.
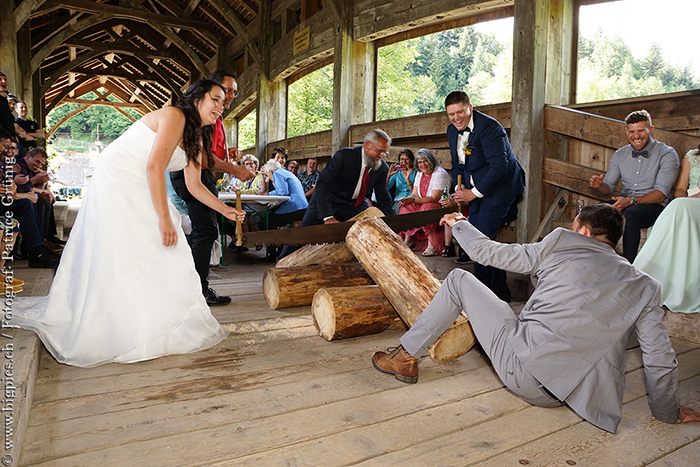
[25,0,260,120]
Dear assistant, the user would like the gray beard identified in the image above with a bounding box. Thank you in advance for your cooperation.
[363,154,382,171]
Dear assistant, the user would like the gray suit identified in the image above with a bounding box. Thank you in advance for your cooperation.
[401,221,679,433]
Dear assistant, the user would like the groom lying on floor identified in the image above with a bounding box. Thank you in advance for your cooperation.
[372,203,700,433]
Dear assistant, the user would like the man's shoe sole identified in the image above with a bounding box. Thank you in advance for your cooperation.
[372,357,418,384]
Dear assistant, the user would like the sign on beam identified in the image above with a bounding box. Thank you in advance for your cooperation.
[293,27,311,55]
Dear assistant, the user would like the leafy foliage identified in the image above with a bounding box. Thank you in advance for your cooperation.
[576,29,699,102]
[237,110,257,150]
[46,93,140,144]
[377,25,513,120]
[287,64,334,138]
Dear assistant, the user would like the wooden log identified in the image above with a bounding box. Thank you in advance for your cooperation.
[276,206,385,268]
[312,285,401,341]
[263,263,374,309]
[346,216,476,362]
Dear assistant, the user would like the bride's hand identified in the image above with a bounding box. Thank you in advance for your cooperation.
[223,207,246,222]
[159,217,178,247]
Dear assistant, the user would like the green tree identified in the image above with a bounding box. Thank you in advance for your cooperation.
[237,110,256,150]
[287,64,334,138]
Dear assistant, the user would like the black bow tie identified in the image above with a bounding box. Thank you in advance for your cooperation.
[458,127,471,136]
[632,149,649,158]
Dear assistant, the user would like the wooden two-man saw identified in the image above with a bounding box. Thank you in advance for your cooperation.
[238,206,459,247]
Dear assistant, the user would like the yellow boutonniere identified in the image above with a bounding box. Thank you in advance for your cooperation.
[463,141,472,156]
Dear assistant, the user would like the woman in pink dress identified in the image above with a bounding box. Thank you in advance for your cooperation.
[398,149,451,256]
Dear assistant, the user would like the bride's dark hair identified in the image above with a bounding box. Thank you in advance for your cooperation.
[173,79,223,168]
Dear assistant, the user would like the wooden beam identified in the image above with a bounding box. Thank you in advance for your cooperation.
[69,66,162,83]
[529,188,568,243]
[61,97,147,110]
[324,0,340,20]
[30,13,111,74]
[208,0,262,66]
[43,0,218,41]
[542,157,616,200]
[544,105,700,156]
[63,38,190,62]
[14,0,48,33]
[40,50,103,96]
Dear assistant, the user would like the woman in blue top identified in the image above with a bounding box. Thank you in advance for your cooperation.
[387,149,417,214]
[264,159,309,229]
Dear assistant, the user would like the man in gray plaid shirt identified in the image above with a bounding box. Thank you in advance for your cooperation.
[298,157,320,201]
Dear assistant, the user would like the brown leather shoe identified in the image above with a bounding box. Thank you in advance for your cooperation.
[372,345,418,384]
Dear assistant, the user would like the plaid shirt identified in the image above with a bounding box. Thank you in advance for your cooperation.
[298,169,320,193]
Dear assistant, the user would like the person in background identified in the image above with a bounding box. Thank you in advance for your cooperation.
[398,149,450,256]
[634,141,700,313]
[445,90,525,302]
[590,110,679,263]
[15,101,45,153]
[387,149,417,215]
[286,160,299,175]
[298,157,320,201]
[170,69,252,307]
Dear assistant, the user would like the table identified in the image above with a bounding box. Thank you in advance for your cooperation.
[218,192,290,264]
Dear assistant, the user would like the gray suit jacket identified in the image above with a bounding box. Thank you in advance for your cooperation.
[453,221,679,433]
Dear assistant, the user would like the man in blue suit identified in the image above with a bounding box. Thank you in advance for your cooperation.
[278,129,394,259]
[446,90,526,302]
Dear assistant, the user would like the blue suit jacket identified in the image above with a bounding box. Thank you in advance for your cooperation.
[310,146,393,222]
[448,110,525,203]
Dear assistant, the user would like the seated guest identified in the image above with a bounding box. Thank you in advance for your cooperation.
[0,132,58,268]
[237,154,267,194]
[272,147,288,166]
[286,160,299,176]
[398,149,450,256]
[634,144,700,314]
[262,159,308,229]
[13,147,65,251]
[387,149,417,214]
[298,157,320,200]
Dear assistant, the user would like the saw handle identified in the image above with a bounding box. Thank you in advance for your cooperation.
[457,174,463,211]
[235,188,243,247]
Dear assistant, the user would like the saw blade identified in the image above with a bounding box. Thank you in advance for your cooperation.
[240,206,458,247]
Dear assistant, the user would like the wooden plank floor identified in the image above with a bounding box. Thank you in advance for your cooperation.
[17,254,700,466]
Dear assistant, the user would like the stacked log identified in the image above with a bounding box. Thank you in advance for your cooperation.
[312,285,401,340]
[276,207,384,268]
[346,216,475,362]
[263,262,374,309]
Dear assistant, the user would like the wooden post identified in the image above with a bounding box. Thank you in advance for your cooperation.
[346,216,476,362]
[263,263,374,309]
[312,285,401,341]
[511,0,575,242]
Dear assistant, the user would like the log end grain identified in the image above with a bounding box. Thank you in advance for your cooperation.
[427,316,476,363]
[262,268,281,309]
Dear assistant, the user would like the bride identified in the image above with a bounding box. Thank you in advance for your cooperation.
[12,80,245,367]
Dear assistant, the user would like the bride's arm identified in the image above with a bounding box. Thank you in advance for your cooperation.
[146,107,186,247]
[183,154,246,222]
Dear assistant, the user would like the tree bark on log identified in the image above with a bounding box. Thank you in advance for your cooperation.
[312,285,402,340]
[346,216,476,362]
[263,263,374,309]
[276,207,385,268]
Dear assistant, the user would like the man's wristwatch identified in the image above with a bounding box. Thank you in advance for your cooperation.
[630,197,637,206]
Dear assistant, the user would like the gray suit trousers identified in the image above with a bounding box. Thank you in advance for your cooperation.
[400,269,562,408]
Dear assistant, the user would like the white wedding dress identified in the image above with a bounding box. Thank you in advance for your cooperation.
[12,120,228,367]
